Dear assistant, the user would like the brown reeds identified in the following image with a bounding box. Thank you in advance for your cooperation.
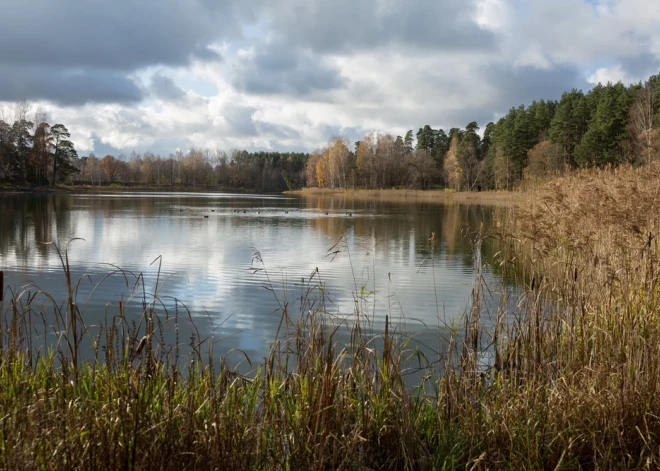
[2,162,660,469]
[288,187,517,206]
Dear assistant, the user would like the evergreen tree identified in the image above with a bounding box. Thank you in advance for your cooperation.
[50,124,78,185]
[404,130,414,154]
[549,89,590,166]
[11,119,34,180]
[574,83,634,167]
[480,122,495,160]
[0,120,14,180]
[416,125,435,152]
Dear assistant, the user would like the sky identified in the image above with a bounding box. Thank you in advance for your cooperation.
[1,0,659,157]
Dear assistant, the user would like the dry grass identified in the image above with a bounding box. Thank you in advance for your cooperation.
[482,162,660,469]
[288,187,517,206]
[2,163,660,469]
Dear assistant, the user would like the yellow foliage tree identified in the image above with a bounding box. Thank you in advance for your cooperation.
[443,136,462,190]
[316,156,328,188]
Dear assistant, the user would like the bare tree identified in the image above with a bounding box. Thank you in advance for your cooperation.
[13,99,29,124]
[630,80,657,165]
[459,141,479,191]
[406,149,437,189]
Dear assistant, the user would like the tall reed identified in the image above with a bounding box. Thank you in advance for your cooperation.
[2,163,660,469]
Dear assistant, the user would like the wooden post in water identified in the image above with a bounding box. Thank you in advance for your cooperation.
[0,271,3,302]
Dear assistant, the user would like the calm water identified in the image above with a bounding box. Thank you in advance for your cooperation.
[0,191,507,368]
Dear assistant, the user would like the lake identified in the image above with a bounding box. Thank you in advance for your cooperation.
[0,191,508,369]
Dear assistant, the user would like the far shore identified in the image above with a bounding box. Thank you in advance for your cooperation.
[1,183,518,205]
[0,183,257,195]
[285,187,518,205]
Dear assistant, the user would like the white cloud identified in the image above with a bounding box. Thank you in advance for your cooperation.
[588,65,633,85]
[475,0,511,32]
[2,0,659,155]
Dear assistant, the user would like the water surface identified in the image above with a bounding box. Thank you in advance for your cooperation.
[0,191,506,367]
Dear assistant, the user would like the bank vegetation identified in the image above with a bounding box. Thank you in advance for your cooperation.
[2,160,660,468]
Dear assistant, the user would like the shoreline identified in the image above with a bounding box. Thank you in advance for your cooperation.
[0,184,259,195]
[285,187,518,205]
[1,183,518,205]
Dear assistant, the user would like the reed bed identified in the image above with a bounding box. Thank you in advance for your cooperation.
[2,163,660,469]
[288,187,517,206]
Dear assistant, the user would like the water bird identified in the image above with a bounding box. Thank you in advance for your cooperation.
[204,215,209,218]
[211,209,215,212]
[285,210,289,214]
[325,212,329,215]
[243,210,246,214]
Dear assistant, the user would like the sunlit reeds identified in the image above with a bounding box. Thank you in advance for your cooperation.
[2,163,660,469]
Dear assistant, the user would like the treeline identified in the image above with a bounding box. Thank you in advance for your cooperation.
[0,107,308,192]
[2,72,659,192]
[306,73,660,190]
[78,150,308,191]
[0,101,78,186]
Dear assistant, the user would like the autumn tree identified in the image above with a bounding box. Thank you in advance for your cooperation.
[525,140,564,181]
[327,137,352,188]
[316,154,328,188]
[101,155,121,182]
[305,151,321,187]
[356,134,376,187]
[406,149,436,189]
[444,135,462,190]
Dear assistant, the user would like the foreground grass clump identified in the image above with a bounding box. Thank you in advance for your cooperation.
[484,163,660,469]
[0,255,466,470]
[3,162,660,469]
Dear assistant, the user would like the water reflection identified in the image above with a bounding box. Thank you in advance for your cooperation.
[0,191,508,368]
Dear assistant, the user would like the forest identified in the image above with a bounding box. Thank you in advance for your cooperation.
[310,73,660,190]
[1,73,659,192]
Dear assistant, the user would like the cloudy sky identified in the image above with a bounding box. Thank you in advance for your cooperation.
[1,0,659,156]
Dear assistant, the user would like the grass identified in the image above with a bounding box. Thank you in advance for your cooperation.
[2,162,660,469]
[286,187,517,206]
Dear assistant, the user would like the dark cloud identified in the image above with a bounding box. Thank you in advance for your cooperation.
[0,0,495,106]
[0,0,236,70]
[483,63,591,110]
[0,66,144,105]
[150,74,186,101]
[0,0,235,105]
[191,45,224,63]
[267,0,495,54]
[620,53,660,82]
[232,42,346,96]
[223,105,301,139]
[230,0,494,99]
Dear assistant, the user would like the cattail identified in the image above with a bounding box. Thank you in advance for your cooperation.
[136,335,148,355]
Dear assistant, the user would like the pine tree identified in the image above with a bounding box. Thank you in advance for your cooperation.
[51,124,78,185]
